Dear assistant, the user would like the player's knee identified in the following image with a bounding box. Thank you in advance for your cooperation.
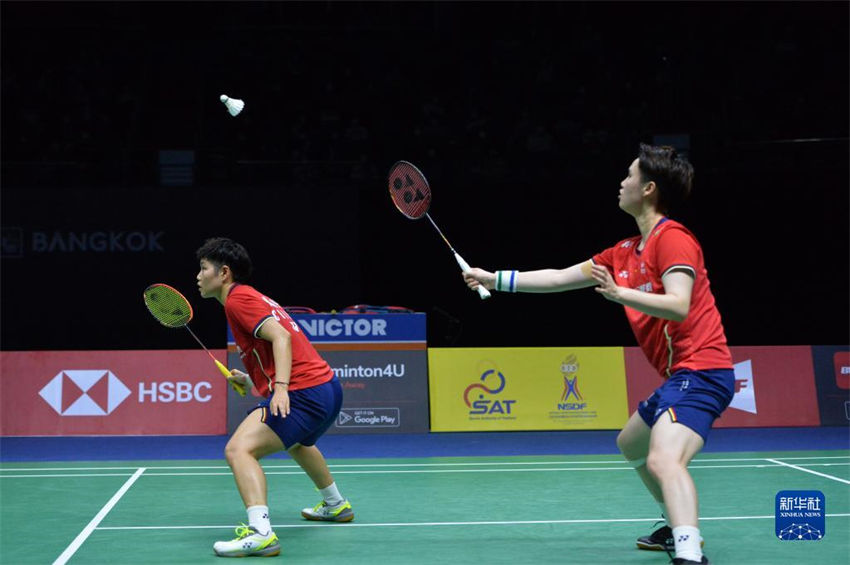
[223,438,247,464]
[615,429,630,453]
[646,450,686,480]
[646,452,671,479]
[616,429,645,461]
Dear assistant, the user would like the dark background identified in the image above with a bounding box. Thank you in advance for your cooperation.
[2,2,848,352]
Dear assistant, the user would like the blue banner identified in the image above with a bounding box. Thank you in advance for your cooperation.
[224,313,429,434]
[227,313,426,345]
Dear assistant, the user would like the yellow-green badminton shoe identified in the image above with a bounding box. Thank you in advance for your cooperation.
[213,524,280,557]
[301,499,354,522]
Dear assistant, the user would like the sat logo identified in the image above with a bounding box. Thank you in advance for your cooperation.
[463,369,517,416]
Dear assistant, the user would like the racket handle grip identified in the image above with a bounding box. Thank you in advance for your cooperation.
[453,252,492,300]
[475,285,492,300]
[214,359,247,396]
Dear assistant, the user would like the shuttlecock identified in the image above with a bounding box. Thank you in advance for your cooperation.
[220,94,244,117]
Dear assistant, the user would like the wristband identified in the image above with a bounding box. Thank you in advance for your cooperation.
[495,270,518,293]
[274,381,289,387]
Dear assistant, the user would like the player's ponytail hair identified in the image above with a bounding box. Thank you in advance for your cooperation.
[637,143,694,215]
[196,237,253,283]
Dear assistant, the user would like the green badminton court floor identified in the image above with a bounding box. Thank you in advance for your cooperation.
[1,451,847,564]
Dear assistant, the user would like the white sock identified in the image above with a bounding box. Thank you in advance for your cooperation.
[320,482,344,505]
[672,525,702,561]
[246,505,271,536]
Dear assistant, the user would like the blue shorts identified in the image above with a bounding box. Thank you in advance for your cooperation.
[637,369,735,442]
[249,377,342,448]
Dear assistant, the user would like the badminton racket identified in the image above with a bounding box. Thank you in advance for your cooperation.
[143,283,246,396]
[387,160,491,300]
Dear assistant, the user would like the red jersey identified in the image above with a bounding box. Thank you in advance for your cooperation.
[592,218,732,378]
[224,284,333,396]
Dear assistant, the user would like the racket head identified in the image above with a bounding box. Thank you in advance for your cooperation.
[387,160,432,220]
[143,283,194,328]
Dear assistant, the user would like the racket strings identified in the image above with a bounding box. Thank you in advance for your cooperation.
[388,162,432,219]
[143,284,193,328]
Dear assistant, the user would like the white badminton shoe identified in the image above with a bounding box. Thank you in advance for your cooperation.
[213,523,280,557]
[301,499,354,522]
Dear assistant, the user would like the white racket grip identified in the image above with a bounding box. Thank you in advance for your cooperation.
[453,252,492,300]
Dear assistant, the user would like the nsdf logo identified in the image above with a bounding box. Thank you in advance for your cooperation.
[548,353,601,423]
[557,354,586,411]
[463,369,517,418]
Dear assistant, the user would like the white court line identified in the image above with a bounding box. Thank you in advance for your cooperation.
[2,455,847,473]
[52,467,146,565]
[137,464,804,477]
[143,462,846,477]
[766,458,850,485]
[109,462,850,477]
[5,462,849,479]
[1,473,137,478]
[94,513,850,531]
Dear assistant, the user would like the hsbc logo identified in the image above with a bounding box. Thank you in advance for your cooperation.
[39,370,131,416]
[39,371,215,416]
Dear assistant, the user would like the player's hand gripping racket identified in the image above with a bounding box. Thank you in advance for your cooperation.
[387,161,491,300]
[143,283,246,396]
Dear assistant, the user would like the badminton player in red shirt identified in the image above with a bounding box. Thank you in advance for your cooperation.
[196,238,353,558]
[464,144,733,565]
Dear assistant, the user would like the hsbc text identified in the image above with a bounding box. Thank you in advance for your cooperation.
[138,382,213,403]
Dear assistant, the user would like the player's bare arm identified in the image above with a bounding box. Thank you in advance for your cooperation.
[258,318,293,417]
[464,260,596,293]
[592,265,694,321]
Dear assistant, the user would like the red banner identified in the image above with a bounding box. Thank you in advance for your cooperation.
[624,346,820,427]
[834,351,850,390]
[812,346,850,425]
[0,350,227,436]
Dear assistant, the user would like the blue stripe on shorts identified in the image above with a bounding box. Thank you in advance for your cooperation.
[637,368,735,442]
[250,377,342,448]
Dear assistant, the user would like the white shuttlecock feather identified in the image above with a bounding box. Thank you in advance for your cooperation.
[220,95,244,117]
